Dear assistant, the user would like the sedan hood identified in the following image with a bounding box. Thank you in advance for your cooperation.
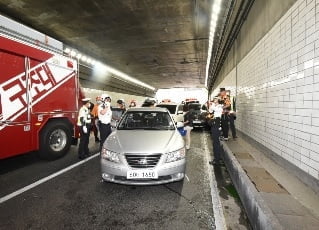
[105,130,184,153]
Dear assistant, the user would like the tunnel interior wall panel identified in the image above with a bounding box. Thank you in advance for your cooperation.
[212,0,319,180]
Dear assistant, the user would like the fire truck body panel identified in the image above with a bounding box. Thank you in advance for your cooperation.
[0,20,80,160]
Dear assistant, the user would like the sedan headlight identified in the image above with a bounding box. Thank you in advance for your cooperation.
[101,148,120,163]
[166,148,186,163]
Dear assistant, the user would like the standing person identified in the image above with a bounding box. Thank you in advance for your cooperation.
[112,99,126,124]
[77,98,92,160]
[208,97,223,165]
[98,94,112,151]
[129,100,137,108]
[142,98,156,107]
[229,95,237,139]
[219,88,231,141]
[91,96,102,142]
[184,108,194,150]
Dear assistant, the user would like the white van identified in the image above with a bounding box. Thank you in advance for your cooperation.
[156,103,184,122]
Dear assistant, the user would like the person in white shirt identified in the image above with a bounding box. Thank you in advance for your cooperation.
[98,94,113,151]
[209,98,223,118]
[208,97,223,165]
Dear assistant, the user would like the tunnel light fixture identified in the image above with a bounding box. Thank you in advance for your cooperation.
[94,62,155,91]
[205,0,222,88]
[70,50,77,57]
[64,47,97,66]
[63,46,155,91]
[64,47,71,54]
[81,56,87,62]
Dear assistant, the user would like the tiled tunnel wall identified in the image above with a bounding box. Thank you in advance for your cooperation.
[213,0,319,180]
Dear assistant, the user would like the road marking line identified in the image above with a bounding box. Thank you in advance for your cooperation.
[0,153,100,204]
[202,133,227,230]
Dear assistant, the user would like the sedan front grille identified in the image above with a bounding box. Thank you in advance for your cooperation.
[125,154,161,168]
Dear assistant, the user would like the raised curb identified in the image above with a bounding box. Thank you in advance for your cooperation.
[221,142,283,230]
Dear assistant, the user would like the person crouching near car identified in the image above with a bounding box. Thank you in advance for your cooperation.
[183,108,195,150]
[208,97,223,165]
[77,98,92,160]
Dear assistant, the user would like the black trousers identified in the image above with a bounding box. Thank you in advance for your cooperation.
[99,123,112,151]
[221,114,229,138]
[78,125,91,157]
[229,113,237,138]
[211,118,221,161]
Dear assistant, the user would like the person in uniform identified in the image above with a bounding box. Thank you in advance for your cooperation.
[77,98,92,160]
[219,88,231,141]
[98,94,112,151]
[208,97,223,165]
[142,98,156,107]
[220,88,237,140]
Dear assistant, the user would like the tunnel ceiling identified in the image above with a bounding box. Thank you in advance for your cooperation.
[0,0,214,93]
[0,0,249,96]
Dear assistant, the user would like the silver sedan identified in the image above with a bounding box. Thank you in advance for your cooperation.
[101,107,186,185]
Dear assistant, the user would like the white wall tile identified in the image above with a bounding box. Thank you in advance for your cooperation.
[213,0,319,180]
[309,159,319,170]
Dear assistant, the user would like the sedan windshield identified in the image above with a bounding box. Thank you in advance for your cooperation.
[117,111,175,130]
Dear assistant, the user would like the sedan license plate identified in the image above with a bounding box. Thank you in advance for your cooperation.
[127,170,158,179]
[193,120,201,124]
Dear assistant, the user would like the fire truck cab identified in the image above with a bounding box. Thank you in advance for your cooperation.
[0,15,81,160]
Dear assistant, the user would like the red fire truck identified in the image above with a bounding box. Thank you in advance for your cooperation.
[0,15,82,160]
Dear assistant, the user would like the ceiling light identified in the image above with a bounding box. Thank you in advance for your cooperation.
[205,0,222,88]
[63,47,154,90]
[94,62,155,91]
[70,50,76,57]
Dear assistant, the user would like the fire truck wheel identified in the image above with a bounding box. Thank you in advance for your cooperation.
[38,121,72,160]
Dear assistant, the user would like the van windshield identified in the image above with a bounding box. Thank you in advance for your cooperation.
[188,103,201,111]
[156,104,177,114]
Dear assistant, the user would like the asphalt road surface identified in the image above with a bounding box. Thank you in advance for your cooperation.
[0,130,249,230]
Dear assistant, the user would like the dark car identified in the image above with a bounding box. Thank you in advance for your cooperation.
[187,103,209,129]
